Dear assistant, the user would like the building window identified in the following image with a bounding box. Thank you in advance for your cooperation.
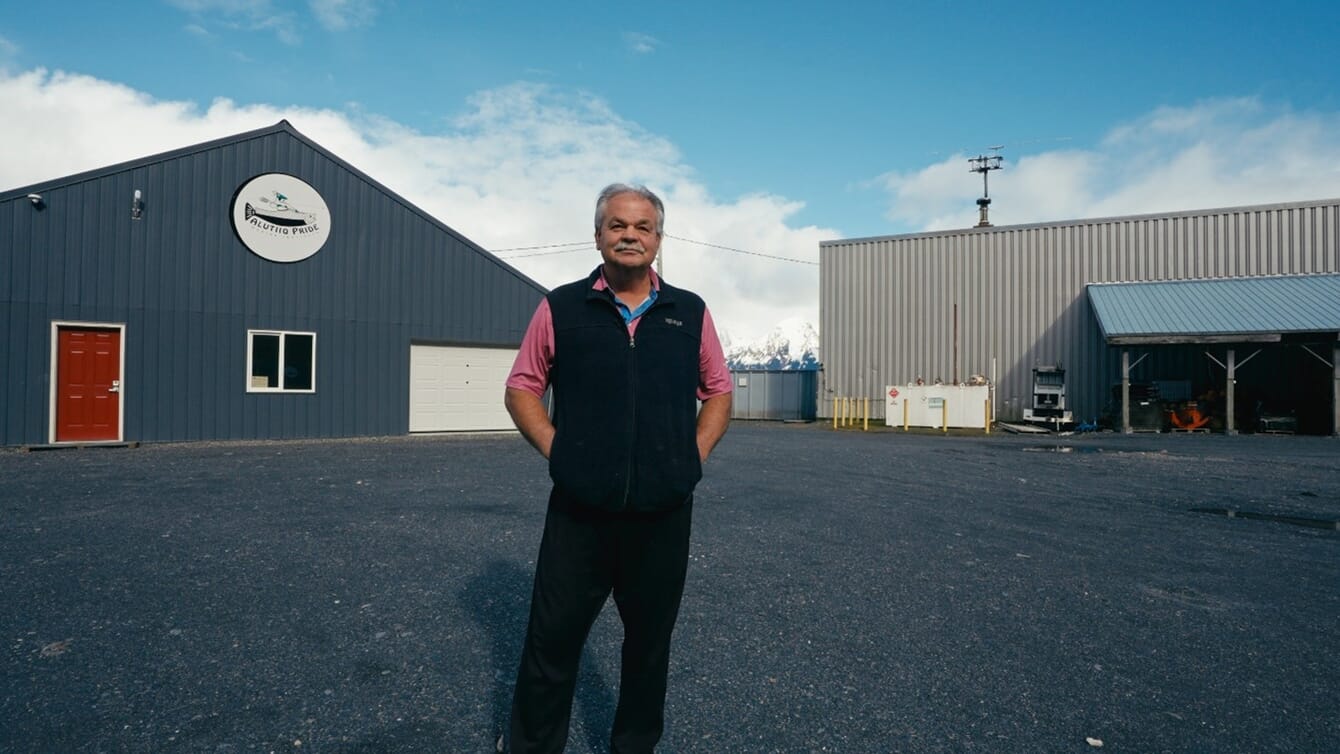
[247,330,316,392]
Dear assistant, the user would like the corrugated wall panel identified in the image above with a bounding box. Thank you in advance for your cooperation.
[821,199,1340,422]
[730,370,818,421]
[2,125,544,445]
[0,303,9,440]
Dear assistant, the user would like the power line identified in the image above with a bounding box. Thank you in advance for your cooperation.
[659,235,814,265]
[491,235,818,266]
[492,240,591,253]
[495,246,593,259]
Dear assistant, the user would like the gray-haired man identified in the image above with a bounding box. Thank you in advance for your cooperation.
[502,184,732,752]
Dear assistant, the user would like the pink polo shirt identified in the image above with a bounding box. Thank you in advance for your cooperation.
[506,270,733,401]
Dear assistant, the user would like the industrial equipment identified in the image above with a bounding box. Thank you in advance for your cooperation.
[1023,365,1073,427]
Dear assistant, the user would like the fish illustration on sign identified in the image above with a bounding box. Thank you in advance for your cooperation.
[244,191,317,227]
[231,173,332,263]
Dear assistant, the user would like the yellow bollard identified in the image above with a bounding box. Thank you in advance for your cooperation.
[985,399,991,434]
[832,397,838,430]
[863,398,869,432]
[903,398,909,431]
[942,399,948,433]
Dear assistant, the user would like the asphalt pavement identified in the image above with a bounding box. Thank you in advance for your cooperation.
[2,423,1338,753]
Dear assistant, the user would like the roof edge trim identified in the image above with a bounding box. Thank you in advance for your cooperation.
[820,197,1340,247]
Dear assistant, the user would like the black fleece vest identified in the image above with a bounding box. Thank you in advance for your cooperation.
[546,267,705,513]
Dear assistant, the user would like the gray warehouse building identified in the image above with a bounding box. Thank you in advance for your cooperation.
[1,121,544,447]
[820,199,1340,434]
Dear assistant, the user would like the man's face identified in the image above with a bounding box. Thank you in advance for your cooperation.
[596,192,662,273]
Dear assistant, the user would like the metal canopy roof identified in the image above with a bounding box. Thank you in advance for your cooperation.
[1086,274,1340,345]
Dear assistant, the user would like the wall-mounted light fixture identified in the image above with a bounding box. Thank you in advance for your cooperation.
[27,193,44,209]
[131,189,143,219]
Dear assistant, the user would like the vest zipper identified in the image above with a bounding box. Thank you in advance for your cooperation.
[622,331,636,508]
[607,288,661,510]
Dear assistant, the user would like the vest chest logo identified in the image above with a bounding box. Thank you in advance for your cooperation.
[663,317,683,327]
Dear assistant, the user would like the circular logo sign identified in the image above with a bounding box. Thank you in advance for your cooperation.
[231,173,331,263]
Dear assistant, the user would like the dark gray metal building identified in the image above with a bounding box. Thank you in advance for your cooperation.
[820,199,1340,434]
[1,121,545,446]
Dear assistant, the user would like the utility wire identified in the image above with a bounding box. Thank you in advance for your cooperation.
[493,235,817,265]
[664,234,818,265]
[496,246,594,259]
[492,240,592,254]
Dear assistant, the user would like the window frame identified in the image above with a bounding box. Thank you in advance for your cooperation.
[245,329,317,394]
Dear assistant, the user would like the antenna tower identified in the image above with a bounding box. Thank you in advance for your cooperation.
[968,148,1003,227]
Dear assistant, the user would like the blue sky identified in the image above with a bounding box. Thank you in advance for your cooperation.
[3,1,1340,343]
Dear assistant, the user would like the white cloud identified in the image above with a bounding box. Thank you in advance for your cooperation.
[880,97,1340,232]
[164,0,302,45]
[308,0,378,31]
[0,68,830,345]
[0,34,19,59]
[623,32,659,54]
[8,69,1338,347]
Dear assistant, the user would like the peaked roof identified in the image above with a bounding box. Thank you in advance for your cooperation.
[2,120,294,199]
[1086,274,1340,344]
[0,120,546,294]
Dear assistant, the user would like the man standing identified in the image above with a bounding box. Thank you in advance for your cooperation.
[503,184,732,753]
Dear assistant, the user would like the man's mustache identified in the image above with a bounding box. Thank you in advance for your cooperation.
[613,242,644,253]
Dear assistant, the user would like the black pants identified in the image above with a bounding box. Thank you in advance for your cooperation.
[509,491,693,754]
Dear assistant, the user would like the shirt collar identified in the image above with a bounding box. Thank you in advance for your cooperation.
[593,266,660,293]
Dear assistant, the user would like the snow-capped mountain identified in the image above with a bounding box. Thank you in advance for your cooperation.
[723,318,820,370]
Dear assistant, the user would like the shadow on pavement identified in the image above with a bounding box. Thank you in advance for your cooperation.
[462,559,617,752]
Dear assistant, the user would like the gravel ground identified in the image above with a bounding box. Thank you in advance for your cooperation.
[2,423,1337,753]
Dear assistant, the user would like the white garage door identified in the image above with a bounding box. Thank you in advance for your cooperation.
[409,345,518,432]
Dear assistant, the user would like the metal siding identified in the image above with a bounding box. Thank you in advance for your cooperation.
[821,199,1340,422]
[18,305,42,440]
[19,202,41,308]
[0,304,12,439]
[59,185,79,310]
[146,312,169,441]
[730,370,817,421]
[1088,275,1340,337]
[0,205,10,437]
[1,304,17,440]
[2,125,544,445]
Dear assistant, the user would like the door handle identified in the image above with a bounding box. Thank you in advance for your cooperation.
[109,380,121,394]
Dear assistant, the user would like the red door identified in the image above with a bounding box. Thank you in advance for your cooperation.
[56,327,122,442]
